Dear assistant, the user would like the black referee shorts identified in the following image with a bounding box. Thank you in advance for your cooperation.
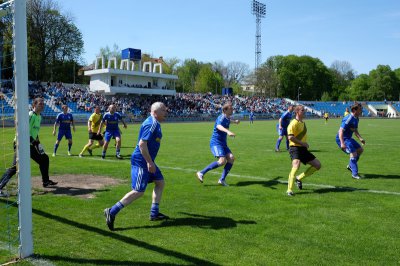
[289,146,316,165]
[89,132,103,141]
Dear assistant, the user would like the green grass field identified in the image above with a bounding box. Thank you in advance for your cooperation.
[1,118,400,265]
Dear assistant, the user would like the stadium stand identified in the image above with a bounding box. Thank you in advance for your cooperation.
[2,81,399,121]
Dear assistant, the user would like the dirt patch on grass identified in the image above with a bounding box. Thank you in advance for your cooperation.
[31,174,124,199]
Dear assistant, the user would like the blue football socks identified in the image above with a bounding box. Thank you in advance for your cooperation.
[349,157,358,176]
[276,139,282,150]
[220,162,233,181]
[150,203,159,217]
[54,143,59,154]
[110,201,124,216]
[200,161,220,175]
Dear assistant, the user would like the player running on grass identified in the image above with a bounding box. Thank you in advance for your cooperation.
[104,102,169,231]
[336,102,366,179]
[287,105,321,196]
[79,105,104,157]
[196,102,240,187]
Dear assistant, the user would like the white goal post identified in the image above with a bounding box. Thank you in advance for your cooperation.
[13,0,32,258]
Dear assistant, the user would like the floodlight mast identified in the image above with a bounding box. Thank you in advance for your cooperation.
[251,0,266,71]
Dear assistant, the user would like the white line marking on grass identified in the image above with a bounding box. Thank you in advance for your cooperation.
[65,156,400,196]
[160,166,400,196]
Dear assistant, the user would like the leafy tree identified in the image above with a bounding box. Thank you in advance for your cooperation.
[27,0,84,81]
[195,64,223,93]
[176,59,201,92]
[368,65,399,100]
[0,2,13,80]
[273,55,332,100]
[321,91,332,101]
[347,74,370,101]
[162,57,180,75]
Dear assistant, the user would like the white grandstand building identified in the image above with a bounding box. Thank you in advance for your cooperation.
[84,48,178,96]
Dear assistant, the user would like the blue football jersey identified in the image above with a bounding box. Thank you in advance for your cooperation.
[337,114,359,139]
[102,112,122,131]
[210,114,230,146]
[56,113,73,130]
[131,116,162,167]
[280,110,292,128]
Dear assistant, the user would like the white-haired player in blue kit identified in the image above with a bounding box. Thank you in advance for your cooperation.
[196,102,240,186]
[104,102,169,231]
[336,102,366,179]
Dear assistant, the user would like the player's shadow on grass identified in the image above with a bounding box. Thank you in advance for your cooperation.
[308,149,323,153]
[311,186,368,194]
[233,176,282,189]
[34,186,111,197]
[115,212,256,231]
[22,207,219,266]
[36,255,182,266]
[362,173,400,179]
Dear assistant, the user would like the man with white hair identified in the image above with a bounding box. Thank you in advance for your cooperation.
[104,102,169,231]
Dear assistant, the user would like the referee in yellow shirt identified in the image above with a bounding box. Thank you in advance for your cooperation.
[79,105,105,157]
[287,105,321,196]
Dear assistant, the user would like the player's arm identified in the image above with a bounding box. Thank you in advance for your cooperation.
[138,139,156,173]
[288,134,309,149]
[278,117,283,129]
[216,125,235,137]
[338,127,346,150]
[121,118,127,128]
[97,120,105,135]
[353,129,365,145]
[52,121,58,136]
[87,119,92,133]
[71,117,76,132]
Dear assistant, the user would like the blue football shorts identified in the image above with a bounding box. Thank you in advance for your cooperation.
[336,138,361,154]
[131,164,164,192]
[57,129,72,141]
[104,129,121,142]
[210,145,232,157]
[276,124,288,136]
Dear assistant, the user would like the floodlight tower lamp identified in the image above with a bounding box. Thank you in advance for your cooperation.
[251,0,266,71]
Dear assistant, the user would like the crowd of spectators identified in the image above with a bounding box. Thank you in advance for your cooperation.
[3,81,293,119]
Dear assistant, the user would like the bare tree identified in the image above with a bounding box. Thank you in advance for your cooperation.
[255,66,279,97]
[225,61,249,86]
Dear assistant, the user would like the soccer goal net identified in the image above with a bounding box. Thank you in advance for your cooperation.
[0,0,32,261]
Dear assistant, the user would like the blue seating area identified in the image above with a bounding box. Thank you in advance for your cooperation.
[66,102,88,115]
[0,99,14,116]
[300,101,394,117]
[301,101,350,117]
